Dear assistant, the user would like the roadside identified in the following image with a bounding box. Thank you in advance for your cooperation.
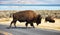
[0,18,60,31]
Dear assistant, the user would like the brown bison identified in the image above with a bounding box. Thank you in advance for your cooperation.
[9,10,42,28]
[45,16,55,23]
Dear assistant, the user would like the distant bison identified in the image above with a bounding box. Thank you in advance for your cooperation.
[9,10,42,28]
[45,16,55,23]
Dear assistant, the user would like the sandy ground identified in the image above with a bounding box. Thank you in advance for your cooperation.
[0,18,60,31]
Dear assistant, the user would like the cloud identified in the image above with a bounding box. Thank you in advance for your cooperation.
[37,0,60,4]
[0,0,60,4]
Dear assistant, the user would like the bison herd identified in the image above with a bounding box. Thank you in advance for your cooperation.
[9,10,55,28]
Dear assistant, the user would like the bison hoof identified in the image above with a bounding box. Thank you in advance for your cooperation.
[32,26,35,28]
[9,26,11,28]
[15,26,17,28]
[26,27,28,28]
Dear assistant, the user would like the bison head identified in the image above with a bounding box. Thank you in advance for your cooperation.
[45,16,55,23]
[36,14,42,26]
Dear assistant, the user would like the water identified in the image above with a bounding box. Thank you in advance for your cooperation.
[0,6,60,10]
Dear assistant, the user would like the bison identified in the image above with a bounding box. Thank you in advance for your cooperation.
[45,16,55,23]
[9,10,42,28]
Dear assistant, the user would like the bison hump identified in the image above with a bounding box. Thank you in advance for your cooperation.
[13,10,37,20]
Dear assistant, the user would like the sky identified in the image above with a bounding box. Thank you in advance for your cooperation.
[0,0,60,10]
[0,0,60,4]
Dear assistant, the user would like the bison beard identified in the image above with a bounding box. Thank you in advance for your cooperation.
[9,10,42,28]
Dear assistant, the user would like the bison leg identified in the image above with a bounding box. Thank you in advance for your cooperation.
[14,21,17,28]
[30,23,35,28]
[45,19,48,22]
[9,21,14,28]
[25,22,29,28]
[9,20,17,28]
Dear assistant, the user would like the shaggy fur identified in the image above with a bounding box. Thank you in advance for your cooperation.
[9,10,42,28]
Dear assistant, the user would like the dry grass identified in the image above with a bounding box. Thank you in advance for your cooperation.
[0,18,60,31]
[37,19,60,30]
[0,18,11,22]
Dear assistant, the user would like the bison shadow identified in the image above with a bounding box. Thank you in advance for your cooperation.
[6,27,34,29]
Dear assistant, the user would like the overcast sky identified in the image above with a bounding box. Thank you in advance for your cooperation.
[0,0,60,4]
[0,0,60,10]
